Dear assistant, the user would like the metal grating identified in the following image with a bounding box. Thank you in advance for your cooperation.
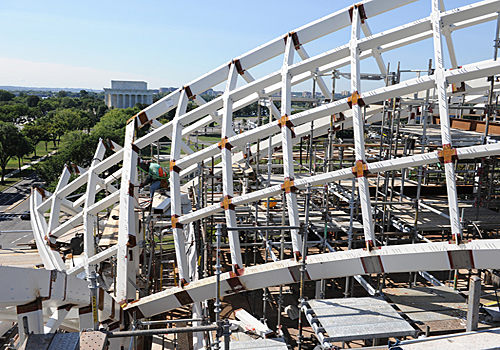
[23,334,55,350]
[308,297,417,342]
[227,338,288,350]
[48,332,80,350]
[79,331,107,350]
[385,286,467,323]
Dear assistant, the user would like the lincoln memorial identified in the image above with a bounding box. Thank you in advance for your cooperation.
[104,80,154,108]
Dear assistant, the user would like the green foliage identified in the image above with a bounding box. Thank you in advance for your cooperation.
[92,107,141,144]
[0,122,25,184]
[15,134,33,170]
[26,95,40,107]
[22,123,46,157]
[60,96,77,109]
[35,106,147,189]
[0,90,15,102]
[33,131,95,190]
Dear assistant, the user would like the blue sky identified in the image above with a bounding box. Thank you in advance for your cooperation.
[0,0,497,92]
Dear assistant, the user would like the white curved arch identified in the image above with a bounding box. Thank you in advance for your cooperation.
[124,239,500,318]
[26,0,500,329]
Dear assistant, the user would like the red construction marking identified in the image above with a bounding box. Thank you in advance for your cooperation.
[131,143,140,153]
[78,305,93,315]
[277,114,296,138]
[111,300,115,320]
[127,234,137,248]
[220,195,235,211]
[218,137,233,151]
[128,182,135,197]
[169,160,181,173]
[348,3,368,23]
[281,177,297,194]
[351,160,369,178]
[184,85,195,100]
[447,250,475,269]
[171,215,183,229]
[17,298,43,314]
[360,255,385,274]
[291,31,301,50]
[227,271,247,293]
[233,58,245,75]
[137,111,148,126]
[98,288,105,311]
[287,265,310,282]
[34,186,47,199]
[347,91,365,108]
[174,290,194,306]
[438,144,458,164]
[334,112,345,122]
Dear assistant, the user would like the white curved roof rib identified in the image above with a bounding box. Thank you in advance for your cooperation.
[25,0,500,327]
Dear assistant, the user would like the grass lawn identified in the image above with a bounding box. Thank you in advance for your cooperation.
[198,135,221,142]
[5,142,59,174]
[1,142,59,192]
[0,169,34,192]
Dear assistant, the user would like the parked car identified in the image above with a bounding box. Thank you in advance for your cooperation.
[20,211,30,220]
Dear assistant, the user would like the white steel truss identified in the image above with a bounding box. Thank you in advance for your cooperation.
[18,0,500,332]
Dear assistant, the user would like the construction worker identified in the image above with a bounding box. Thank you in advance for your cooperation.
[138,160,169,199]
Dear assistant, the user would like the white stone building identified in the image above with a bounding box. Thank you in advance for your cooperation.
[104,81,155,109]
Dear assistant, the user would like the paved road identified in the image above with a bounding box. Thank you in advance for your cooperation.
[0,173,43,250]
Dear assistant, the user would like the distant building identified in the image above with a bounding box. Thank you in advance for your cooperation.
[201,88,216,96]
[104,81,155,108]
[159,87,177,94]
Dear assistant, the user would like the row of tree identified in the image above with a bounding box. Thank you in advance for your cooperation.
[0,89,110,185]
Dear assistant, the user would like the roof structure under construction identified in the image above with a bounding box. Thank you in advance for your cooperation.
[3,0,500,349]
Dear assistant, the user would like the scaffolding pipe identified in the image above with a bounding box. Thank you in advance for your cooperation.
[108,325,219,338]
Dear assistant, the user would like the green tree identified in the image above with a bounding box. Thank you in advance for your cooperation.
[0,90,15,102]
[60,96,77,109]
[26,95,40,107]
[57,90,67,98]
[0,122,24,184]
[92,108,139,145]
[15,134,33,170]
[22,122,47,157]
[38,99,57,114]
[34,131,95,191]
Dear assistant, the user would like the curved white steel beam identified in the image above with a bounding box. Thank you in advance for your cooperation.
[124,239,500,318]
[178,143,500,225]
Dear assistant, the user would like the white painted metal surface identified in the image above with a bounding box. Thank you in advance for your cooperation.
[124,240,500,317]
[16,0,500,333]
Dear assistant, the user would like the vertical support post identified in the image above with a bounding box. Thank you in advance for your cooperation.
[466,276,481,332]
[170,89,190,284]
[17,298,43,345]
[117,118,139,303]
[281,33,302,257]
[221,62,243,270]
[84,142,106,277]
[350,5,376,249]
[89,270,99,330]
[47,166,71,235]
[298,184,311,350]
[431,0,462,243]
[223,319,231,350]
[484,13,500,142]
[214,224,222,350]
